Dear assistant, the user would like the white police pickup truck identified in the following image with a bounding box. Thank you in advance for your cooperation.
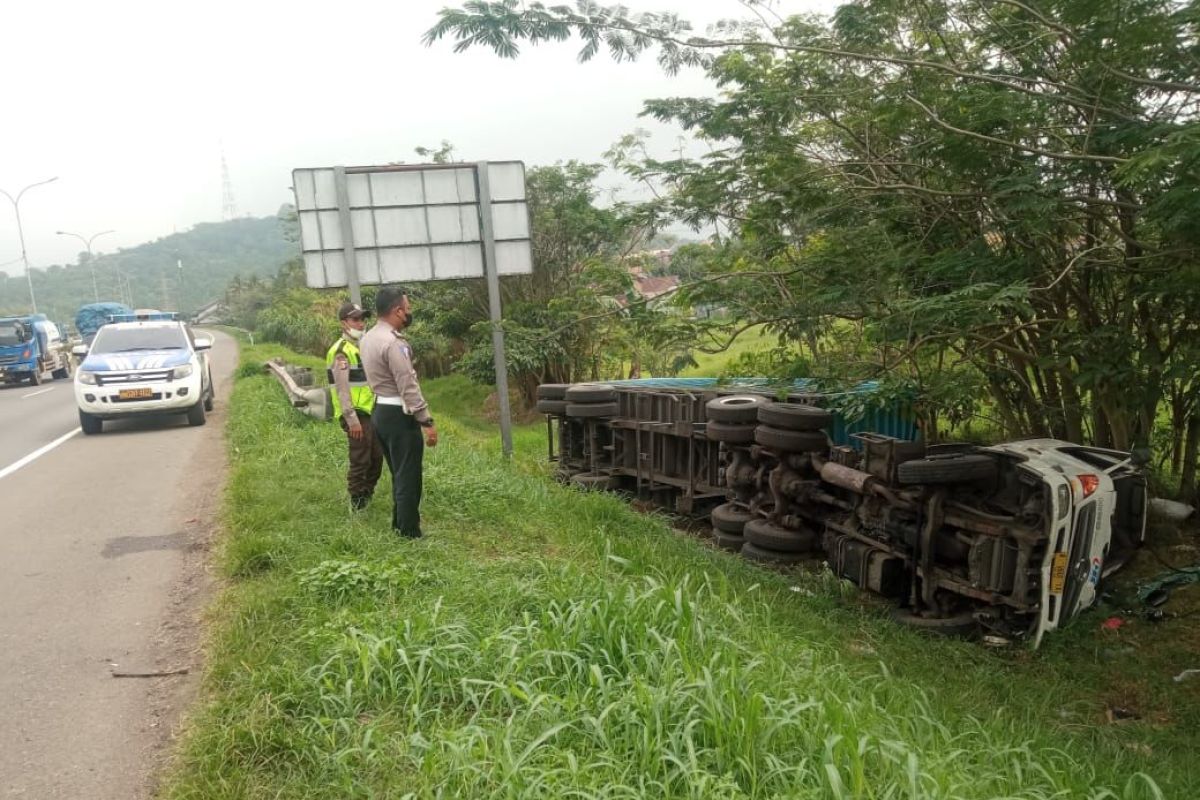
[73,316,214,435]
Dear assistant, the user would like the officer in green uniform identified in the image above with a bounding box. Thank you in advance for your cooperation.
[327,302,383,511]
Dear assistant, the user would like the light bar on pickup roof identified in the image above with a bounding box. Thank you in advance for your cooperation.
[107,312,179,323]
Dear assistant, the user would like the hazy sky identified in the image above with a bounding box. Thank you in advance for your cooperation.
[0,0,840,274]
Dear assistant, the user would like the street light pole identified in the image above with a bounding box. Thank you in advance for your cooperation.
[0,177,59,314]
[56,229,115,303]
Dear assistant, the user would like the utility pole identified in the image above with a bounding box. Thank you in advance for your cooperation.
[0,177,59,313]
[159,268,171,310]
[56,229,115,303]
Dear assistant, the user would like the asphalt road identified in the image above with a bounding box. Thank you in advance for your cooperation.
[0,329,235,799]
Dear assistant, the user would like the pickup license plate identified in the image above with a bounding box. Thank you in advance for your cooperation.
[1050,552,1068,594]
[118,387,153,400]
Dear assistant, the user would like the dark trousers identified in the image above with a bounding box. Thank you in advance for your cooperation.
[372,404,425,537]
[340,411,384,499]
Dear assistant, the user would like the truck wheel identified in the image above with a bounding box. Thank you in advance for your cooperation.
[566,401,618,418]
[756,403,833,431]
[706,395,768,424]
[896,454,996,485]
[741,542,808,565]
[536,399,569,415]
[29,369,42,386]
[52,364,71,380]
[570,474,615,491]
[891,608,979,637]
[565,383,617,403]
[204,389,215,412]
[536,383,570,400]
[754,426,828,453]
[187,400,207,427]
[744,518,820,553]
[711,502,754,534]
[712,530,746,552]
[79,410,102,435]
[705,421,756,443]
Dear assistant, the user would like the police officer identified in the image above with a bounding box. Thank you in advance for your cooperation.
[360,287,437,538]
[327,302,383,511]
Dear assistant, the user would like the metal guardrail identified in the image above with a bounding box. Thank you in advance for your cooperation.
[264,358,330,420]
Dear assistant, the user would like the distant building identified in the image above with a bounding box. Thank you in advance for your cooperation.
[633,274,680,300]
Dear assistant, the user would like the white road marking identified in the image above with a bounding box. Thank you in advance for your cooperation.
[20,387,55,400]
[0,428,82,481]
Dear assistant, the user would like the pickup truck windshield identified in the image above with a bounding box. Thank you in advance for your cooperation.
[90,326,188,354]
[0,323,28,346]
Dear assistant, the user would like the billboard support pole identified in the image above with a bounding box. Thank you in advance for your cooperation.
[333,165,362,306]
[475,161,514,459]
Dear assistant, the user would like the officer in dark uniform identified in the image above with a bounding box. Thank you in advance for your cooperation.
[359,287,438,538]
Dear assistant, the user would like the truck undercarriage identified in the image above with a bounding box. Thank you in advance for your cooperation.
[540,382,1147,646]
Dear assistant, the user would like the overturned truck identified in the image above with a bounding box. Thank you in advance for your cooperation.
[538,380,1147,647]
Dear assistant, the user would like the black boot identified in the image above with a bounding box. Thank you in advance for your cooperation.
[350,494,370,511]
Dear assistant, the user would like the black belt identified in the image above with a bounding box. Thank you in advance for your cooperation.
[327,367,367,383]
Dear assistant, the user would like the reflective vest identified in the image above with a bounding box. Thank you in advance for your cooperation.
[325,338,375,418]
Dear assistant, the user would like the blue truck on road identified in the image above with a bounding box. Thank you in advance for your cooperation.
[0,314,73,386]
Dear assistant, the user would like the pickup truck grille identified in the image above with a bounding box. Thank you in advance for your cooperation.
[97,370,172,385]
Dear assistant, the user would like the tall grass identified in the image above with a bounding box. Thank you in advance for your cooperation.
[163,344,1195,799]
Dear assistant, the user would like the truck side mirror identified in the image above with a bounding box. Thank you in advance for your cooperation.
[194,337,213,351]
[72,344,88,358]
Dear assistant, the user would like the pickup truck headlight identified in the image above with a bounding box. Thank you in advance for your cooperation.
[171,364,194,380]
[77,370,98,385]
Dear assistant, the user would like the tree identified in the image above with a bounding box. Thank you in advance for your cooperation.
[427,0,1200,497]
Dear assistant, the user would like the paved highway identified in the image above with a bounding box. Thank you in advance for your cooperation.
[0,329,235,799]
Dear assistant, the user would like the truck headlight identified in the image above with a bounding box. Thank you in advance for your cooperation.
[171,364,194,380]
[77,370,98,385]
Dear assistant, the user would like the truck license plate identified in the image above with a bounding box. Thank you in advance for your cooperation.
[1050,552,1068,594]
[118,387,152,400]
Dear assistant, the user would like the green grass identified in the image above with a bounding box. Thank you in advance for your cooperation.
[163,343,1198,799]
[680,324,781,378]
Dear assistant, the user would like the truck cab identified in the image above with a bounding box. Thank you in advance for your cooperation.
[0,315,73,386]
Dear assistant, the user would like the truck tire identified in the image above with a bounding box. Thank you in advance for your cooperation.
[741,542,808,565]
[566,401,618,418]
[713,530,745,552]
[29,368,42,386]
[706,395,768,424]
[744,518,820,553]
[536,399,569,415]
[756,403,832,431]
[79,410,102,435]
[52,363,71,380]
[536,383,570,400]
[570,474,615,491]
[891,609,979,637]
[204,388,215,412]
[711,502,754,534]
[705,421,756,443]
[754,426,828,453]
[187,400,207,427]
[896,454,996,485]
[565,383,616,403]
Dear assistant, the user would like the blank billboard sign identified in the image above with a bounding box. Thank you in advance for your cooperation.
[291,161,533,289]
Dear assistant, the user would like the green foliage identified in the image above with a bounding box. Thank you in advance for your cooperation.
[0,214,295,322]
[426,0,1200,498]
[298,559,431,602]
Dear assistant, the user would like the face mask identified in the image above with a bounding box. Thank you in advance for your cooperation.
[346,327,364,341]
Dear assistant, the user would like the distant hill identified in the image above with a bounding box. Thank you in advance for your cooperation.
[0,213,298,323]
